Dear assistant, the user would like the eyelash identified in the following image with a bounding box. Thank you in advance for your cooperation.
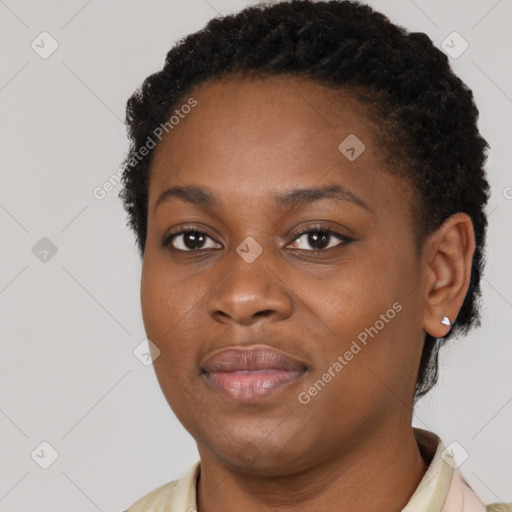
[161,224,352,253]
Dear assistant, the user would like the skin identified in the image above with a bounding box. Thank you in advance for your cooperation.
[140,75,475,511]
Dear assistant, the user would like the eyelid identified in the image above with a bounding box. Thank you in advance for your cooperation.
[286,224,352,250]
[161,225,221,250]
[290,224,346,239]
[162,223,352,253]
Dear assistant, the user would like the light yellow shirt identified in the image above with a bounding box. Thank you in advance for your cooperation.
[124,428,511,512]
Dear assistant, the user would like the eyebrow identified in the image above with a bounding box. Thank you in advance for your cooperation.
[154,183,372,213]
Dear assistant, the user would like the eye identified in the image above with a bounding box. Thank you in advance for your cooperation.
[287,226,351,251]
[162,228,221,252]
[161,225,352,253]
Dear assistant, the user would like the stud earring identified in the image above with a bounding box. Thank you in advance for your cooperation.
[441,315,451,326]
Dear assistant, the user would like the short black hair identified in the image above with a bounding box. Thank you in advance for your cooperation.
[119,0,490,401]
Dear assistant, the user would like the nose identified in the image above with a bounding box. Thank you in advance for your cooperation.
[206,244,293,327]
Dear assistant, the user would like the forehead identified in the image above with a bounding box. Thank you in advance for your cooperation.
[154,74,378,160]
[148,74,411,217]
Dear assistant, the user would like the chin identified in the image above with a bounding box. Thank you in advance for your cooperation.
[197,426,317,477]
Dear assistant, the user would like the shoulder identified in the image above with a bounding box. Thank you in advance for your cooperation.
[123,461,200,512]
[124,479,179,512]
[486,503,512,512]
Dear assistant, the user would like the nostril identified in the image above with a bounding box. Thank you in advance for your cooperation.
[255,310,274,317]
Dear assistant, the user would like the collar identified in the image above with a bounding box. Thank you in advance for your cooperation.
[404,428,486,512]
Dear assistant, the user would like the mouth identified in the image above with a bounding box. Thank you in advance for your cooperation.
[200,345,308,402]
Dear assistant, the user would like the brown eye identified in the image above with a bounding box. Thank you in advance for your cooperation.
[163,229,221,252]
[288,227,351,251]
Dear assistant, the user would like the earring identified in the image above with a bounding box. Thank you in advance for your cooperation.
[441,315,451,326]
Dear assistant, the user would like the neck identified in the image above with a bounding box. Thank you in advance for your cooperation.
[196,424,429,512]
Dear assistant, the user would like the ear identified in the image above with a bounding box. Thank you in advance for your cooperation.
[421,212,476,338]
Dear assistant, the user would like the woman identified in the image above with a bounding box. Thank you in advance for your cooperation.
[120,1,510,510]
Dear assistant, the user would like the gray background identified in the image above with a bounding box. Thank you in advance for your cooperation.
[0,0,510,510]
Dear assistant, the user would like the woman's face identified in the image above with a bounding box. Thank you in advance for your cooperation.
[141,75,428,474]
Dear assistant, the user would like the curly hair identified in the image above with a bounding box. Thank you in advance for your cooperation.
[119,0,490,401]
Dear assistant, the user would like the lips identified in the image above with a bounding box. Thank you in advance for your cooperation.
[200,346,307,402]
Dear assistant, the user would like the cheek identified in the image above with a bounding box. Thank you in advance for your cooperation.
[140,267,196,413]
[309,255,392,334]
[308,244,419,380]
[141,252,190,332]
[140,257,185,357]
[140,260,168,339]
[140,256,208,372]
